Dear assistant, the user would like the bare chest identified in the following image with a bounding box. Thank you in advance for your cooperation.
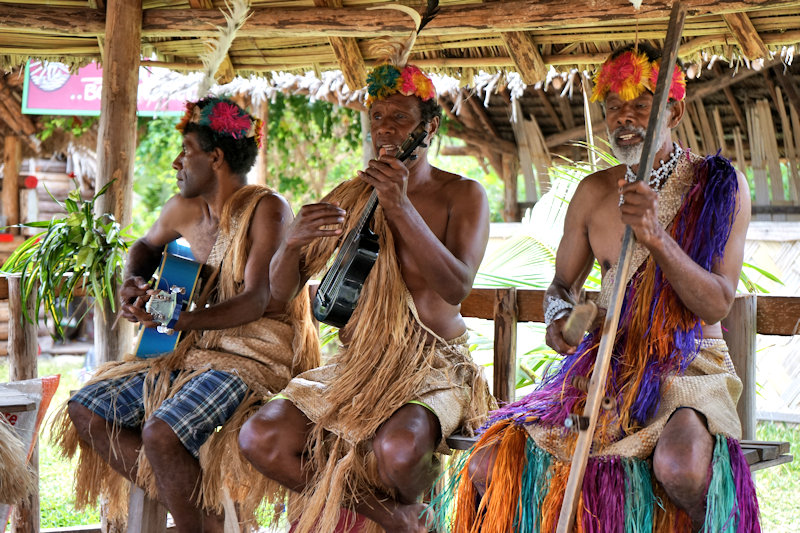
[586,188,628,274]
[178,219,219,264]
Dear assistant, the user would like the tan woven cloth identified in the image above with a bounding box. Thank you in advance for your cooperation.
[283,330,477,455]
[527,339,743,461]
[52,186,320,527]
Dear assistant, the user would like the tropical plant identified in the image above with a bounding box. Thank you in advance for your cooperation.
[1,181,132,339]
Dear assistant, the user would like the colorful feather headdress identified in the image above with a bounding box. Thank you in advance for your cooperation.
[365,0,439,106]
[591,48,686,103]
[177,97,264,148]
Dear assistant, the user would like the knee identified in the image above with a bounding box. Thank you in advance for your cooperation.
[68,401,98,440]
[238,405,291,472]
[653,439,710,495]
[141,417,181,455]
[466,445,495,488]
[373,428,430,478]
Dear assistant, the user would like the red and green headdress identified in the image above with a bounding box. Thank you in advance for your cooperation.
[366,63,436,107]
[177,97,264,148]
[591,49,686,103]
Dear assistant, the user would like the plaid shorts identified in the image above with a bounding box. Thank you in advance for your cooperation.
[70,369,248,458]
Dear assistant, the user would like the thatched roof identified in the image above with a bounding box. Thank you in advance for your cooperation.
[1,1,799,86]
[1,0,799,221]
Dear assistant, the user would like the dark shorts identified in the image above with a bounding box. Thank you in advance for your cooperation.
[70,369,248,458]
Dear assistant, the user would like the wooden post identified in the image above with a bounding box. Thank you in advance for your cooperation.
[493,287,517,404]
[7,276,39,533]
[3,135,21,234]
[126,484,167,533]
[93,0,142,366]
[721,294,757,440]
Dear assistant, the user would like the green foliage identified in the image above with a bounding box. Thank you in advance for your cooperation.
[265,94,362,204]
[36,116,98,142]
[132,116,182,237]
[1,182,132,339]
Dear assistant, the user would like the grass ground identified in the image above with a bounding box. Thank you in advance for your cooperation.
[3,356,799,531]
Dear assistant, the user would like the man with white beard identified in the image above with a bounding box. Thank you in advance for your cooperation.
[441,43,760,532]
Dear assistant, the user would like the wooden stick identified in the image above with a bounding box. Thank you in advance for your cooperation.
[555,3,687,531]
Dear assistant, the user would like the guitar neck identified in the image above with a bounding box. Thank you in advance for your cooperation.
[355,190,379,235]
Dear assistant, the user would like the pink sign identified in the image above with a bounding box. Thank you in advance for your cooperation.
[22,61,195,116]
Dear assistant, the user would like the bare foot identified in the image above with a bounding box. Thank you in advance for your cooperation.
[383,503,432,533]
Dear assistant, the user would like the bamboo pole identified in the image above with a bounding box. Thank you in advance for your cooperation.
[556,3,687,531]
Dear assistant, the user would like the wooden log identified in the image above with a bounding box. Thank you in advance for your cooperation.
[141,1,800,39]
[3,135,21,234]
[773,86,799,202]
[7,276,39,533]
[492,287,517,404]
[501,31,547,84]
[536,89,566,132]
[722,294,757,440]
[723,12,770,59]
[446,124,517,157]
[93,0,141,367]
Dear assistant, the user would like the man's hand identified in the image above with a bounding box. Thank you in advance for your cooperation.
[545,316,578,355]
[284,202,345,250]
[618,178,665,247]
[357,154,410,213]
[119,276,153,323]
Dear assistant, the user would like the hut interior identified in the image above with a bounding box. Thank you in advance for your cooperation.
[1,0,799,225]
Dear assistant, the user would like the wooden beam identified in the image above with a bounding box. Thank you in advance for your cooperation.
[446,124,518,157]
[313,0,367,91]
[501,31,547,84]
[464,95,501,140]
[714,64,747,131]
[723,12,770,60]
[7,276,40,533]
[0,78,36,136]
[537,89,566,131]
[771,64,800,116]
[545,119,605,148]
[2,135,21,233]
[93,0,141,367]
[688,58,781,102]
[721,294,757,439]
[6,1,799,39]
[188,0,237,85]
[142,1,800,39]
[493,288,517,404]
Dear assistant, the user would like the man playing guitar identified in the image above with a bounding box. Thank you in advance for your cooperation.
[240,65,494,533]
[57,97,319,532]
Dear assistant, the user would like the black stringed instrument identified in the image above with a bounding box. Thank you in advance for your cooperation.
[312,123,429,328]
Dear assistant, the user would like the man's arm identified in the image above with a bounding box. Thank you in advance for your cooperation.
[119,196,184,322]
[545,177,599,354]
[619,169,751,324]
[268,200,345,306]
[172,194,293,331]
[359,156,488,305]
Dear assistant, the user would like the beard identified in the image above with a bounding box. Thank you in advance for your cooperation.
[607,125,647,166]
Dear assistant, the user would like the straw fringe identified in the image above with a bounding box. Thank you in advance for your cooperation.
[292,177,490,532]
[0,417,36,504]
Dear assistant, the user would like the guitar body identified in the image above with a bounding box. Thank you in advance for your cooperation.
[312,123,429,328]
[312,228,379,328]
[134,243,203,358]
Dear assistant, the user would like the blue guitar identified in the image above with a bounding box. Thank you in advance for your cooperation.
[134,241,203,358]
